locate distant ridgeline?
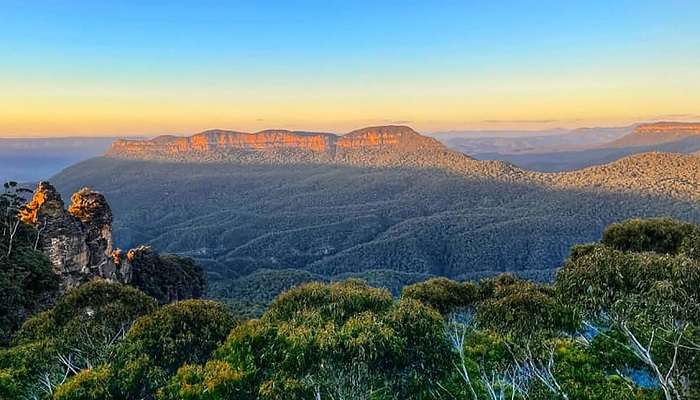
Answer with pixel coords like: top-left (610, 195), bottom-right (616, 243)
top-left (19, 182), bottom-right (206, 304)
top-left (106, 124), bottom-right (700, 200)
top-left (605, 121), bottom-right (700, 148)
top-left (107, 125), bottom-right (446, 163)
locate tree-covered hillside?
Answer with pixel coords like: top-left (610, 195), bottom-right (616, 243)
top-left (52, 157), bottom-right (700, 312)
top-left (2, 218), bottom-right (699, 399)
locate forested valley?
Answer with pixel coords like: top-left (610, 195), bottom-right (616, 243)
top-left (51, 157), bottom-right (700, 315)
top-left (2, 179), bottom-right (700, 399)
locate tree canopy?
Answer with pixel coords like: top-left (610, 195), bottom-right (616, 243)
top-left (2, 217), bottom-right (700, 399)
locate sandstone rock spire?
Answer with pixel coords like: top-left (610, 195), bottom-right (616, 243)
top-left (20, 182), bottom-right (119, 291)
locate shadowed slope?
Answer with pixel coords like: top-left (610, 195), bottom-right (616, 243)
top-left (52, 156), bottom-right (700, 312)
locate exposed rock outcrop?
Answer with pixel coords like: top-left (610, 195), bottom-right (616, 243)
top-left (68, 187), bottom-right (114, 275)
top-left (607, 121), bottom-right (700, 148)
top-left (20, 183), bottom-right (118, 291)
top-left (20, 183), bottom-right (208, 299)
top-left (634, 121), bottom-right (700, 135)
top-left (108, 129), bottom-right (338, 158)
top-left (336, 125), bottom-right (443, 150)
top-left (113, 245), bottom-right (207, 304)
top-left (106, 125), bottom-right (445, 164)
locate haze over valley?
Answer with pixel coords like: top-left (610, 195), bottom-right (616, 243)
top-left (0, 137), bottom-right (120, 183)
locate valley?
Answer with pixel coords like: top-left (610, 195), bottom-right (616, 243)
top-left (51, 125), bottom-right (700, 312)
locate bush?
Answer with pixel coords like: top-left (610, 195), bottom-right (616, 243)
top-left (53, 367), bottom-right (113, 400)
top-left (402, 277), bottom-right (478, 314)
top-left (114, 299), bottom-right (236, 398)
top-left (158, 360), bottom-right (245, 400)
top-left (601, 218), bottom-right (698, 255)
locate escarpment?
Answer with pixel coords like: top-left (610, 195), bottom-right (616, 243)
top-left (106, 125), bottom-right (447, 164)
top-left (634, 121), bottom-right (700, 135)
top-left (607, 121), bottom-right (700, 148)
top-left (21, 182), bottom-right (207, 299)
top-left (105, 125), bottom-right (525, 181)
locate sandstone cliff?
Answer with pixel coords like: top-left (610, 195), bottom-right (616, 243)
top-left (106, 125), bottom-right (445, 163)
top-left (634, 121), bottom-right (700, 135)
top-left (20, 183), bottom-right (119, 291)
top-left (20, 183), bottom-right (208, 298)
top-left (607, 121), bottom-right (700, 148)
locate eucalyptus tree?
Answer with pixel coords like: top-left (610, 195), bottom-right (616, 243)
top-left (556, 245), bottom-right (700, 400)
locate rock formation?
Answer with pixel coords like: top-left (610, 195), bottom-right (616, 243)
top-left (336, 125), bottom-right (442, 150)
top-left (634, 121), bottom-right (700, 135)
top-left (106, 125), bottom-right (445, 163)
top-left (20, 182), bottom-right (208, 299)
top-left (112, 245), bottom-right (207, 304)
top-left (20, 183), bottom-right (119, 291)
top-left (607, 121), bottom-right (700, 148)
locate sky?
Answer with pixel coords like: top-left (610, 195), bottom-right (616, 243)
top-left (1, 0), bottom-right (700, 137)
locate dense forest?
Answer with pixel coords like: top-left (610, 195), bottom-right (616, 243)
top-left (2, 179), bottom-right (700, 399)
top-left (52, 157), bottom-right (700, 313)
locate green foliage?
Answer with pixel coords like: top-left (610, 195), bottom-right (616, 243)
top-left (402, 277), bottom-right (479, 314)
top-left (476, 279), bottom-right (576, 340)
top-left (114, 299), bottom-right (236, 398)
top-left (22, 280), bottom-right (157, 336)
top-left (0, 339), bottom-right (61, 399)
top-left (53, 366), bottom-right (113, 400)
top-left (0, 181), bottom-right (59, 345)
top-left (681, 230), bottom-right (700, 260)
top-left (601, 218), bottom-right (699, 255)
top-left (0, 281), bottom-right (157, 399)
top-left (556, 245), bottom-right (700, 325)
top-left (6, 217), bottom-right (700, 399)
top-left (158, 360), bottom-right (245, 400)
top-left (263, 279), bottom-right (393, 324)
top-left (529, 340), bottom-right (655, 400)
top-left (557, 223), bottom-right (700, 400)
top-left (16, 280), bottom-right (158, 366)
top-left (216, 281), bottom-right (451, 399)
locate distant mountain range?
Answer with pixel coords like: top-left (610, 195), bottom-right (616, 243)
top-left (433, 125), bottom-right (635, 154)
top-left (604, 121), bottom-right (700, 147)
top-left (439, 122), bottom-right (700, 172)
top-left (104, 125), bottom-right (700, 201)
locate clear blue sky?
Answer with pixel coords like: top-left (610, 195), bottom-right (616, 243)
top-left (2, 0), bottom-right (699, 136)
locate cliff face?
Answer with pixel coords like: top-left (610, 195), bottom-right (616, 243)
top-left (106, 125), bottom-right (446, 163)
top-left (634, 122), bottom-right (700, 135)
top-left (336, 126), bottom-right (443, 150)
top-left (108, 129), bottom-right (338, 157)
top-left (20, 183), bottom-right (118, 291)
top-left (605, 122), bottom-right (700, 148)
top-left (21, 182), bottom-right (208, 299)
